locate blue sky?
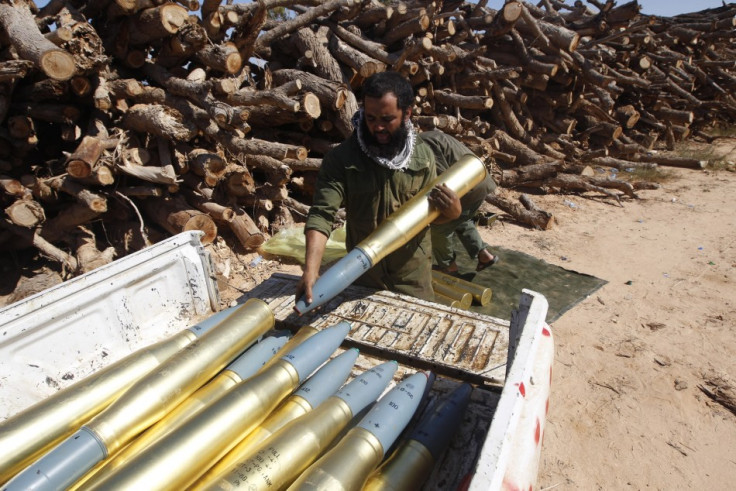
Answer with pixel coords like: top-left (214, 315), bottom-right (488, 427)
top-left (481, 1), bottom-right (728, 17)
top-left (625, 0), bottom-right (727, 16)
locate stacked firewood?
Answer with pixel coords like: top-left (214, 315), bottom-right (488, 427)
top-left (0, 0), bottom-right (734, 275)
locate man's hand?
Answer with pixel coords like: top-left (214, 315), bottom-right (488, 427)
top-left (295, 270), bottom-right (318, 308)
top-left (429, 183), bottom-right (461, 222)
top-left (295, 229), bottom-right (329, 313)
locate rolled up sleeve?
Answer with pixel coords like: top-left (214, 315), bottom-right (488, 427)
top-left (305, 153), bottom-right (345, 238)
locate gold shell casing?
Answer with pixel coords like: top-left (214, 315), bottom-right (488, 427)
top-left (358, 155), bottom-right (487, 265)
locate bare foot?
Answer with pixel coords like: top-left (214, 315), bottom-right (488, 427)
top-left (476, 249), bottom-right (499, 271)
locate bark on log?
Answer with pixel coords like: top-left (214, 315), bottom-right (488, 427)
top-left (0, 3), bottom-right (75, 81)
top-left (46, 176), bottom-right (107, 213)
top-left (329, 34), bottom-right (386, 78)
top-left (121, 103), bottom-right (197, 141)
top-left (245, 154), bottom-right (293, 186)
top-left (247, 92), bottom-right (321, 127)
top-left (194, 41), bottom-right (243, 74)
top-left (485, 193), bottom-right (555, 230)
top-left (181, 187), bottom-right (234, 222)
top-left (544, 174), bottom-right (624, 204)
top-left (228, 206), bottom-right (265, 250)
top-left (634, 154), bottom-right (707, 169)
top-left (227, 137), bottom-right (308, 161)
top-left (126, 4), bottom-right (190, 46)
top-left (40, 203), bottom-right (102, 244)
top-left (500, 160), bottom-right (564, 187)
top-left (75, 228), bottom-right (116, 274)
top-left (66, 136), bottom-right (104, 179)
top-left (254, 0), bottom-right (355, 55)
top-left (141, 194), bottom-right (217, 244)
top-left (271, 69), bottom-right (348, 111)
top-left (432, 88), bottom-right (494, 110)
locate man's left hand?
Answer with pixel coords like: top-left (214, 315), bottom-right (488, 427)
top-left (429, 183), bottom-right (461, 221)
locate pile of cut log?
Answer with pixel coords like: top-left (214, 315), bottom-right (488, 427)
top-left (0, 0), bottom-right (734, 274)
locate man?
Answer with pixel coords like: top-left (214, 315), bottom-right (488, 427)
top-left (296, 72), bottom-right (460, 307)
top-left (420, 130), bottom-right (499, 274)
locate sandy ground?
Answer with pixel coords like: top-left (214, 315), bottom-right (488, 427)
top-left (480, 143), bottom-right (736, 490)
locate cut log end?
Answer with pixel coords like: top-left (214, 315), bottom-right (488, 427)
top-left (40, 49), bottom-right (76, 81)
top-left (6, 200), bottom-right (46, 228)
top-left (184, 214), bottom-right (217, 244)
top-left (224, 53), bottom-right (243, 74)
top-left (302, 93), bottom-right (321, 119)
top-left (66, 160), bottom-right (92, 179)
top-left (114, 0), bottom-right (138, 13)
top-left (162, 5), bottom-right (190, 33)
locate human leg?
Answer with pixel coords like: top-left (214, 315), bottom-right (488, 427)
top-left (430, 220), bottom-right (460, 273)
top-left (453, 207), bottom-right (499, 271)
top-left (454, 218), bottom-right (487, 260)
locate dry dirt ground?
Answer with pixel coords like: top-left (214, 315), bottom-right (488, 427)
top-left (484, 140), bottom-right (736, 490)
top-left (2, 139), bottom-right (735, 490)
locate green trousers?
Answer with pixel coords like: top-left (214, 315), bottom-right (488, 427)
top-left (430, 196), bottom-right (488, 268)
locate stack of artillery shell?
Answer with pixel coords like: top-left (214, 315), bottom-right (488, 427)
top-left (432, 270), bottom-right (493, 306)
top-left (194, 347), bottom-right (361, 485)
top-left (432, 293), bottom-right (462, 309)
top-left (83, 322), bottom-right (351, 490)
top-left (73, 334), bottom-right (290, 488)
top-left (431, 279), bottom-right (473, 310)
top-left (0, 305), bottom-right (251, 482)
top-left (2, 299), bottom-right (276, 490)
top-left (1, 308), bottom-right (466, 491)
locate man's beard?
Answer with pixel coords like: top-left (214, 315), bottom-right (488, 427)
top-left (361, 118), bottom-right (410, 159)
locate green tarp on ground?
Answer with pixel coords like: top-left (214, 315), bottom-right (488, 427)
top-left (447, 244), bottom-right (607, 323)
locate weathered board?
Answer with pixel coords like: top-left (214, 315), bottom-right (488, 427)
top-left (240, 273), bottom-right (511, 387)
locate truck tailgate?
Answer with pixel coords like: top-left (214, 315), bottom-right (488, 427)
top-left (0, 231), bottom-right (219, 419)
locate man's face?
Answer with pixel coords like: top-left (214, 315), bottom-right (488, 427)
top-left (362, 93), bottom-right (411, 158)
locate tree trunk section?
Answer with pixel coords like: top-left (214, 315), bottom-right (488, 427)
top-left (0, 3), bottom-right (75, 81)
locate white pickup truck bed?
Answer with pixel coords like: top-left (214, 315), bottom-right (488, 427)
top-left (0, 231), bottom-right (553, 490)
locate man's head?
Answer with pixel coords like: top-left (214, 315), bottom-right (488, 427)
top-left (360, 72), bottom-right (414, 158)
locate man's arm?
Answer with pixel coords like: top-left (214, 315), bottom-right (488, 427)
top-left (296, 229), bottom-right (329, 306)
top-left (297, 145), bottom-right (346, 306)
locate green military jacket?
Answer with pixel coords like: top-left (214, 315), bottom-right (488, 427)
top-left (419, 130), bottom-right (496, 206)
top-left (305, 132), bottom-right (437, 301)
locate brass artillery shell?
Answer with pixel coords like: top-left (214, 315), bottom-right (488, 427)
top-left (431, 280), bottom-right (473, 309)
top-left (432, 270), bottom-right (493, 306)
